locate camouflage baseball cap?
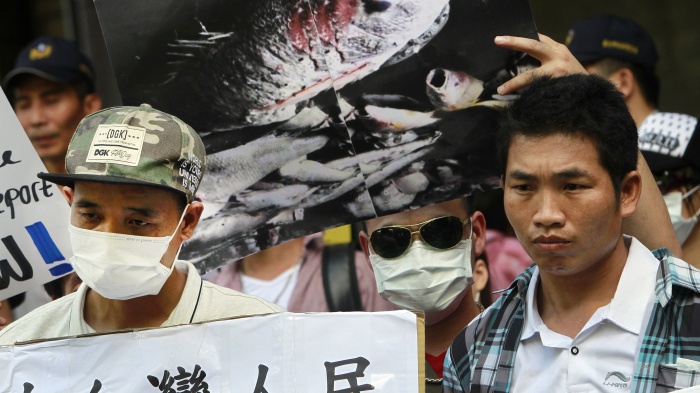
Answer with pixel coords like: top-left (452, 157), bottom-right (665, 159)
top-left (38, 104), bottom-right (206, 203)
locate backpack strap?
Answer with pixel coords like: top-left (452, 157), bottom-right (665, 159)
top-left (322, 242), bottom-right (363, 312)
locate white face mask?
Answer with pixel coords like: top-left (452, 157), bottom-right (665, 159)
top-left (663, 184), bottom-right (700, 245)
top-left (69, 207), bottom-right (188, 300)
top-left (369, 238), bottom-right (473, 321)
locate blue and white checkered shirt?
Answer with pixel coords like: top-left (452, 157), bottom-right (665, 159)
top-left (444, 243), bottom-right (700, 392)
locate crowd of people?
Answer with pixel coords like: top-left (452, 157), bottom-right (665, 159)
top-left (2, 12), bottom-right (700, 392)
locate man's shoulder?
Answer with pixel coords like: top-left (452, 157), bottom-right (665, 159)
top-left (198, 280), bottom-right (285, 318)
top-left (653, 248), bottom-right (700, 295)
top-left (0, 293), bottom-right (77, 346)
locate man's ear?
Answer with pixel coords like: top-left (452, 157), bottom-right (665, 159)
top-left (62, 186), bottom-right (75, 205)
top-left (81, 93), bottom-right (102, 115)
top-left (471, 258), bottom-right (489, 295)
top-left (180, 201), bottom-right (203, 240)
top-left (358, 230), bottom-right (373, 270)
top-left (470, 210), bottom-right (487, 257)
top-left (609, 68), bottom-right (635, 99)
top-left (620, 170), bottom-right (642, 219)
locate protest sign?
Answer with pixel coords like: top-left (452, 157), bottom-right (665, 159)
top-left (94, 0), bottom-right (538, 272)
top-left (0, 310), bottom-right (422, 392)
top-left (0, 92), bottom-right (73, 301)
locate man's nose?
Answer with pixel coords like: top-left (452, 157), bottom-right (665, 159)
top-left (532, 190), bottom-right (565, 228)
top-left (26, 105), bottom-right (48, 128)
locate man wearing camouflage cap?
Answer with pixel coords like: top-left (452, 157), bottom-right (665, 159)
top-left (0, 104), bottom-right (282, 345)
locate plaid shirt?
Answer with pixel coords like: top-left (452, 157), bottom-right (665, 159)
top-left (444, 247), bottom-right (700, 393)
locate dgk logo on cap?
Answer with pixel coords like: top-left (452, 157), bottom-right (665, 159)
top-left (86, 124), bottom-right (146, 166)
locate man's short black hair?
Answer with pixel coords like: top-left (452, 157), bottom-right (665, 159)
top-left (497, 74), bottom-right (639, 198)
top-left (461, 195), bottom-right (475, 216)
top-left (587, 58), bottom-right (660, 108)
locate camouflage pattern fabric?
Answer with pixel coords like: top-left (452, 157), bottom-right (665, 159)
top-left (64, 104), bottom-right (206, 203)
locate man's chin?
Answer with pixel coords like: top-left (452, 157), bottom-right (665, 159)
top-left (424, 290), bottom-right (469, 326)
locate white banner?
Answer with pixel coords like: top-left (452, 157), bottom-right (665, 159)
top-left (0, 92), bottom-right (73, 301)
top-left (0, 311), bottom-right (420, 392)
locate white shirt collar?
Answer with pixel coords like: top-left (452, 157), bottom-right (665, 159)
top-left (521, 236), bottom-right (659, 342)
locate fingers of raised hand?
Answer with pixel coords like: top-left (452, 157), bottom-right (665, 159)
top-left (497, 69), bottom-right (538, 95)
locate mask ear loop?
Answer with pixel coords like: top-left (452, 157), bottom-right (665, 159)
top-left (682, 184), bottom-right (700, 219)
top-left (168, 204), bottom-right (191, 269)
top-left (682, 184), bottom-right (700, 200)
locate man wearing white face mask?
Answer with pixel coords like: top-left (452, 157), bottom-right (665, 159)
top-left (563, 15), bottom-right (697, 264)
top-left (360, 197), bottom-right (490, 392)
top-left (0, 104), bottom-right (283, 345)
top-left (640, 125), bottom-right (700, 264)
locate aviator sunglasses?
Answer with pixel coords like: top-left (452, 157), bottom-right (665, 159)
top-left (369, 216), bottom-right (472, 259)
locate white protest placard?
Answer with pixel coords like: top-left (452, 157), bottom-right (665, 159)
top-left (1, 311), bottom-right (421, 392)
top-left (0, 92), bottom-right (73, 300)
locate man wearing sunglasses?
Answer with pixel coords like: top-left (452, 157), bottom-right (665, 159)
top-left (443, 75), bottom-right (700, 392)
top-left (360, 196), bottom-right (490, 392)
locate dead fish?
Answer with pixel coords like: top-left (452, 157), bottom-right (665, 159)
top-left (426, 68), bottom-right (484, 111)
top-left (279, 106), bottom-right (329, 131)
top-left (372, 182), bottom-right (417, 212)
top-left (327, 133), bottom-right (440, 170)
top-left (393, 172), bottom-right (429, 194)
top-left (373, 130), bottom-right (420, 147)
top-left (187, 211), bottom-right (271, 249)
top-left (142, 0), bottom-right (450, 132)
top-left (298, 174), bottom-right (366, 208)
top-left (365, 145), bottom-right (436, 188)
top-left (359, 161), bottom-right (384, 175)
top-left (199, 134), bottom-right (329, 211)
top-left (319, 0), bottom-right (451, 89)
top-left (235, 184), bottom-right (317, 212)
top-left (343, 189), bottom-right (377, 218)
top-left (381, 4), bottom-right (450, 67)
top-left (361, 106), bottom-right (438, 132)
top-left (268, 208), bottom-right (305, 225)
top-left (436, 165), bottom-right (460, 184)
top-left (279, 157), bottom-right (356, 182)
top-left (356, 94), bottom-right (437, 132)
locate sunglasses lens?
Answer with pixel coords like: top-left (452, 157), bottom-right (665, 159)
top-left (420, 216), bottom-right (464, 249)
top-left (371, 227), bottom-right (412, 259)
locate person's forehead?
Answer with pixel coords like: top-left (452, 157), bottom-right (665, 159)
top-left (365, 198), bottom-right (466, 232)
top-left (73, 181), bottom-right (178, 209)
top-left (13, 75), bottom-right (73, 97)
top-left (506, 133), bottom-right (600, 171)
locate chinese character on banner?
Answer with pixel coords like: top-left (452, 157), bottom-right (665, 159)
top-left (147, 364), bottom-right (209, 393)
top-left (23, 379), bottom-right (102, 392)
top-left (325, 357), bottom-right (375, 393)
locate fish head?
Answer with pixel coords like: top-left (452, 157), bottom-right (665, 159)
top-left (426, 69), bottom-right (484, 111)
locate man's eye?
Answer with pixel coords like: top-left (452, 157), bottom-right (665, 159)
top-left (131, 219), bottom-right (150, 227)
top-left (80, 213), bottom-right (97, 220)
top-left (513, 184), bottom-right (531, 192)
top-left (44, 95), bottom-right (61, 105)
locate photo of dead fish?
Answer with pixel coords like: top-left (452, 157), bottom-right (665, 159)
top-left (95, 0), bottom-right (538, 273)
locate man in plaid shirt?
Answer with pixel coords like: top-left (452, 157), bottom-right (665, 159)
top-left (444, 74), bottom-right (700, 392)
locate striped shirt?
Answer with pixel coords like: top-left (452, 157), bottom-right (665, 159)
top-left (444, 243), bottom-right (700, 392)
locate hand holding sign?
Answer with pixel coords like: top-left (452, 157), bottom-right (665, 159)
top-left (494, 33), bottom-right (587, 95)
